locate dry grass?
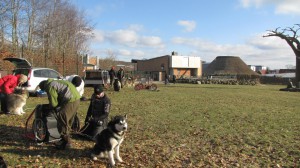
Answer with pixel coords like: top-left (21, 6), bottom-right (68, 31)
top-left (0, 84), bottom-right (299, 167)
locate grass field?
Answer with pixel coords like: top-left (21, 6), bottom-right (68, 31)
top-left (0, 84), bottom-right (299, 167)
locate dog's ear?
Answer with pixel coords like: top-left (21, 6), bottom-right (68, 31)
top-left (124, 114), bottom-right (127, 119)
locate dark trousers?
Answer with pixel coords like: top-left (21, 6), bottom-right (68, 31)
top-left (0, 93), bottom-right (8, 112)
top-left (110, 77), bottom-right (114, 86)
top-left (56, 100), bottom-right (80, 137)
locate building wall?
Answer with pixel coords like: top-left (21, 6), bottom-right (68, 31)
top-left (170, 55), bottom-right (202, 78)
top-left (137, 56), bottom-right (170, 73)
top-left (173, 68), bottom-right (191, 77)
top-left (136, 55), bottom-right (202, 81)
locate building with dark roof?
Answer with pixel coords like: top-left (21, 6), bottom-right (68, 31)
top-left (203, 56), bottom-right (259, 78)
top-left (132, 52), bottom-right (202, 81)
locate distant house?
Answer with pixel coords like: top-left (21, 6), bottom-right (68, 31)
top-left (132, 52), bottom-right (202, 81)
top-left (83, 55), bottom-right (135, 72)
top-left (83, 55), bottom-right (98, 70)
top-left (248, 65), bottom-right (267, 74)
top-left (278, 69), bottom-right (296, 73)
top-left (263, 68), bottom-right (295, 78)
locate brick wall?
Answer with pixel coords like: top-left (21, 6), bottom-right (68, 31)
top-left (136, 56), bottom-right (170, 73)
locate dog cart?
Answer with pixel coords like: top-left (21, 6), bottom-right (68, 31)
top-left (25, 104), bottom-right (80, 143)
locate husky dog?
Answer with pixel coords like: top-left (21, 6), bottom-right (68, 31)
top-left (113, 78), bottom-right (121, 91)
top-left (91, 115), bottom-right (128, 166)
top-left (6, 88), bottom-right (28, 115)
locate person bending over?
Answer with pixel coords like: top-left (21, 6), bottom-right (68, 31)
top-left (38, 79), bottom-right (80, 149)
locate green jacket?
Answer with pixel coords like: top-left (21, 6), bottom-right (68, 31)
top-left (44, 79), bottom-right (80, 108)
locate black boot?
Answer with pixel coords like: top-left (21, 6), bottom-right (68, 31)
top-left (55, 135), bottom-right (71, 150)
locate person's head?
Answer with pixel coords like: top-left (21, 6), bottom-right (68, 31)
top-left (94, 84), bottom-right (103, 94)
top-left (120, 67), bottom-right (123, 70)
top-left (94, 84), bottom-right (104, 97)
top-left (18, 74), bottom-right (28, 85)
top-left (38, 80), bottom-right (48, 91)
top-left (71, 76), bottom-right (82, 87)
top-left (111, 66), bottom-right (115, 70)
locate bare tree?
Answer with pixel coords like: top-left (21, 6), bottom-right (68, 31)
top-left (98, 49), bottom-right (117, 70)
top-left (1, 0), bottom-right (93, 76)
top-left (263, 24), bottom-right (300, 87)
top-left (0, 0), bottom-right (10, 49)
top-left (23, 0), bottom-right (48, 51)
top-left (10, 0), bottom-right (22, 52)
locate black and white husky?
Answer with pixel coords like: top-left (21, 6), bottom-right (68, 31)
top-left (91, 114), bottom-right (128, 166)
top-left (113, 78), bottom-right (121, 91)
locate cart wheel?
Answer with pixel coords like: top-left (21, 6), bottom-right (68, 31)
top-left (32, 119), bottom-right (47, 142)
top-left (134, 83), bottom-right (142, 91)
top-left (71, 115), bottom-right (80, 133)
top-left (149, 84), bottom-right (158, 91)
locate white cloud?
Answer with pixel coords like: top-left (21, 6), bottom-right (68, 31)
top-left (275, 1), bottom-right (300, 15)
top-left (116, 49), bottom-right (145, 60)
top-left (106, 29), bottom-right (139, 47)
top-left (177, 20), bottom-right (196, 32)
top-left (118, 49), bottom-right (131, 56)
top-left (117, 49), bottom-right (143, 56)
top-left (132, 50), bottom-right (145, 57)
top-left (92, 27), bottom-right (165, 49)
top-left (171, 34), bottom-right (295, 69)
top-left (92, 30), bottom-right (105, 42)
top-left (246, 34), bottom-right (289, 50)
top-left (139, 36), bottom-right (164, 48)
top-left (239, 0), bottom-right (300, 15)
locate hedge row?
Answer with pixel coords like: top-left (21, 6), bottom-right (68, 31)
top-left (176, 78), bottom-right (259, 85)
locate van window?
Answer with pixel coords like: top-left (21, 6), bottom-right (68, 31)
top-left (34, 70), bottom-right (43, 77)
top-left (49, 70), bottom-right (60, 78)
top-left (13, 69), bottom-right (29, 76)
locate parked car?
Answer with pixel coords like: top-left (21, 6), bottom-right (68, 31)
top-left (3, 58), bottom-right (63, 96)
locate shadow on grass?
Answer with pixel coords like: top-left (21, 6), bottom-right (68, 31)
top-left (0, 124), bottom-right (91, 160)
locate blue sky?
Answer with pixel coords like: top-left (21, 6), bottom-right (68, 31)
top-left (71, 0), bottom-right (300, 69)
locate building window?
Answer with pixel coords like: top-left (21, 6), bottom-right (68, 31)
top-left (161, 63), bottom-right (164, 70)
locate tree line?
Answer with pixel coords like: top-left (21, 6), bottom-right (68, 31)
top-left (0, 0), bottom-right (93, 76)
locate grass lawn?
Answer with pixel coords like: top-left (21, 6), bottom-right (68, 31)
top-left (0, 84), bottom-right (299, 167)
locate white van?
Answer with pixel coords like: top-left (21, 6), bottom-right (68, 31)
top-left (3, 58), bottom-right (63, 95)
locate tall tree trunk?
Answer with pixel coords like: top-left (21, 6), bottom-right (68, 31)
top-left (296, 56), bottom-right (300, 87)
top-left (11, 0), bottom-right (19, 53)
top-left (0, 28), bottom-right (3, 50)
